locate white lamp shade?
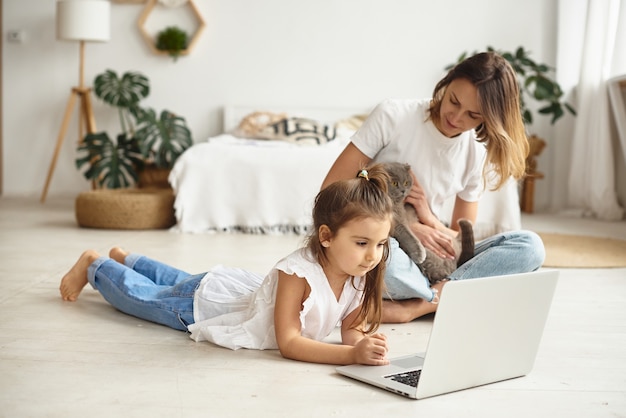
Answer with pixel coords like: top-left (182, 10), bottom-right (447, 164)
top-left (56, 0), bottom-right (111, 42)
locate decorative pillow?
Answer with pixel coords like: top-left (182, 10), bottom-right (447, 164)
top-left (335, 114), bottom-right (369, 131)
top-left (233, 111), bottom-right (288, 139)
top-left (259, 117), bottom-right (337, 145)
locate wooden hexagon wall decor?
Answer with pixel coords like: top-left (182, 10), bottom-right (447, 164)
top-left (137, 0), bottom-right (206, 56)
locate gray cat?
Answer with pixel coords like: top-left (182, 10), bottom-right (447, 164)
top-left (381, 162), bottom-right (475, 284)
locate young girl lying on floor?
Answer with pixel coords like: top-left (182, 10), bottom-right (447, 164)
top-left (60, 165), bottom-right (394, 366)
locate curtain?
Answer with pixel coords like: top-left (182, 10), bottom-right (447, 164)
top-left (559, 0), bottom-right (625, 220)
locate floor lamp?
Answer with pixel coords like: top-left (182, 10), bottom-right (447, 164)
top-left (40, 0), bottom-right (110, 203)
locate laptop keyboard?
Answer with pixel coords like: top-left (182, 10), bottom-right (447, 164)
top-left (385, 369), bottom-right (422, 387)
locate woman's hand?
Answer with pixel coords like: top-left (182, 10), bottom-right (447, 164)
top-left (411, 222), bottom-right (456, 260)
top-left (352, 333), bottom-right (389, 365)
top-left (405, 171), bottom-right (438, 227)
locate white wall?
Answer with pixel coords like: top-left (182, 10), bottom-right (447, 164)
top-left (3, 0), bottom-right (560, 207)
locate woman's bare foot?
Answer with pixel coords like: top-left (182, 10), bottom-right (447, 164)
top-left (109, 247), bottom-right (129, 264)
top-left (381, 280), bottom-right (448, 323)
top-left (59, 250), bottom-right (99, 302)
top-left (382, 299), bottom-right (433, 323)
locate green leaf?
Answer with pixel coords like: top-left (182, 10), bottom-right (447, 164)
top-left (534, 75), bottom-right (556, 90)
top-left (551, 106), bottom-right (564, 124)
top-left (524, 75), bottom-right (538, 89)
top-left (133, 109), bottom-right (192, 168)
top-left (565, 103), bottom-right (577, 116)
top-left (533, 101), bottom-right (569, 125)
top-left (520, 57), bottom-right (537, 68)
top-left (523, 109), bottom-right (533, 125)
top-left (538, 103), bottom-right (558, 115)
top-left (501, 52), bottom-right (515, 63)
top-left (76, 132), bottom-right (143, 188)
top-left (94, 70), bottom-right (150, 109)
top-left (533, 76), bottom-right (561, 100)
top-left (533, 84), bottom-right (552, 101)
top-left (538, 103), bottom-right (564, 124)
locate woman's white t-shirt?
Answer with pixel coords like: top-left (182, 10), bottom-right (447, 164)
top-left (352, 98), bottom-right (486, 219)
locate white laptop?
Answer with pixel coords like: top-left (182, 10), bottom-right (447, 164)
top-left (336, 270), bottom-right (559, 399)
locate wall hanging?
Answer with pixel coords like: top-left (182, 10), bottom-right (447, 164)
top-left (137, 0), bottom-right (205, 59)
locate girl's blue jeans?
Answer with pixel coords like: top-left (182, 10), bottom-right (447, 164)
top-left (87, 254), bottom-right (204, 331)
top-left (384, 230), bottom-right (546, 302)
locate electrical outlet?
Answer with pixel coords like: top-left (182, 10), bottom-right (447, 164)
top-left (7, 30), bottom-right (25, 43)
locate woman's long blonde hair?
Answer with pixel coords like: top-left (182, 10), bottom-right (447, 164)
top-left (306, 164), bottom-right (394, 334)
top-left (429, 51), bottom-right (529, 190)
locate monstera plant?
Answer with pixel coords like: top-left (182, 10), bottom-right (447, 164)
top-left (76, 69), bottom-right (192, 189)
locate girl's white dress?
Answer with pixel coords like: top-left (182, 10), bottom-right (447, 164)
top-left (188, 248), bottom-right (365, 350)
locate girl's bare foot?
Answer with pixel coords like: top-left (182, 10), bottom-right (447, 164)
top-left (109, 247), bottom-right (129, 264)
top-left (59, 250), bottom-right (99, 301)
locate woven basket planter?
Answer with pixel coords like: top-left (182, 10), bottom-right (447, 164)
top-left (138, 167), bottom-right (171, 188)
top-left (75, 188), bottom-right (176, 230)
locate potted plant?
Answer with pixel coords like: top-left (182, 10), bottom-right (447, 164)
top-left (76, 69), bottom-right (192, 189)
top-left (156, 26), bottom-right (188, 61)
top-left (447, 47), bottom-right (576, 212)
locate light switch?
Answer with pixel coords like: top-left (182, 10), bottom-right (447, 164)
top-left (7, 30), bottom-right (26, 43)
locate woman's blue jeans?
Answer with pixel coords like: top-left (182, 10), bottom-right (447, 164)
top-left (384, 230), bottom-right (546, 302)
top-left (87, 254), bottom-right (204, 331)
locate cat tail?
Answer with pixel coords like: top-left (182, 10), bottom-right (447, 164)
top-left (456, 219), bottom-right (475, 267)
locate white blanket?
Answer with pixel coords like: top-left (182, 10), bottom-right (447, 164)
top-left (169, 134), bottom-right (522, 239)
top-left (169, 134), bottom-right (350, 234)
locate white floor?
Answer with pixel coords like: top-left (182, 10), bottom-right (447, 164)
top-left (1, 197), bottom-right (625, 418)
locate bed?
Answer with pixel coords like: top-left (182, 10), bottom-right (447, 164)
top-left (169, 105), bottom-right (522, 239)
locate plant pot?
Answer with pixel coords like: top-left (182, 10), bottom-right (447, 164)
top-left (75, 188), bottom-right (176, 230)
top-left (520, 135), bottom-right (546, 213)
top-left (138, 166), bottom-right (171, 189)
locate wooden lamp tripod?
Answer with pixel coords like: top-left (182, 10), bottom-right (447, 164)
top-left (41, 0), bottom-right (110, 203)
top-left (41, 41), bottom-right (98, 203)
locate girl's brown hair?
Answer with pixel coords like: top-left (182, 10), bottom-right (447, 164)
top-left (429, 51), bottom-right (529, 190)
top-left (306, 163), bottom-right (394, 334)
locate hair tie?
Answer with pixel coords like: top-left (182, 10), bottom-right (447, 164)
top-left (357, 169), bottom-right (369, 181)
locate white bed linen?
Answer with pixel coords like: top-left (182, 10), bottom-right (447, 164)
top-left (169, 134), bottom-right (350, 234)
top-left (169, 132), bottom-right (521, 239)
